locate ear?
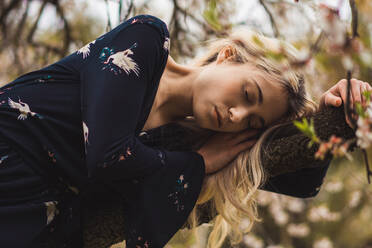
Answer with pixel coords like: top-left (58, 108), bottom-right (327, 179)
top-left (216, 45), bottom-right (235, 64)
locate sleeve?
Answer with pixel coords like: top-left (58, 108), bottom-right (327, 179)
top-left (79, 22), bottom-right (206, 183)
top-left (79, 18), bottom-right (206, 247)
top-left (260, 159), bottom-right (331, 198)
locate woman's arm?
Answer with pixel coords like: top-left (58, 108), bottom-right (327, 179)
top-left (79, 21), bottom-right (205, 183)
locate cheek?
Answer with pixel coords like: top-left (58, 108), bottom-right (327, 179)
top-left (192, 95), bottom-right (208, 126)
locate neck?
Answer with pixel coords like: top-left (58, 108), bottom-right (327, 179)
top-left (153, 56), bottom-right (201, 122)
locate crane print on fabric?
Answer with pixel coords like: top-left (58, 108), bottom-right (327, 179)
top-left (77, 40), bottom-right (96, 59)
top-left (168, 174), bottom-right (189, 212)
top-left (0, 155), bottom-right (9, 165)
top-left (44, 201), bottom-right (59, 226)
top-left (82, 121), bottom-right (89, 155)
top-left (163, 37), bottom-right (170, 52)
top-left (99, 42), bottom-right (140, 76)
top-left (8, 97), bottom-right (43, 120)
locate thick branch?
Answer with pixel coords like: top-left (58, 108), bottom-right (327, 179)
top-left (261, 105), bottom-right (356, 177)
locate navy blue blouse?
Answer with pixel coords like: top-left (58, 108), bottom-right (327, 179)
top-left (0, 14), bottom-right (205, 248)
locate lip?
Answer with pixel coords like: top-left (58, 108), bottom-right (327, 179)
top-left (215, 106), bottom-right (221, 128)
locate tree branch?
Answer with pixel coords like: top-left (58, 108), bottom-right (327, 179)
top-left (258, 0), bottom-right (279, 38)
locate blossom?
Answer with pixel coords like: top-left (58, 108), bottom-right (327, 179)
top-left (317, 4), bottom-right (347, 53)
top-left (239, 218), bottom-right (251, 231)
top-left (243, 234), bottom-right (264, 248)
top-left (325, 181), bottom-right (343, 193)
top-left (285, 198), bottom-right (305, 213)
top-left (269, 204), bottom-right (289, 226)
top-left (257, 190), bottom-right (273, 206)
top-left (308, 205), bottom-right (341, 222)
top-left (313, 237), bottom-right (333, 248)
top-left (348, 191), bottom-right (362, 208)
top-left (287, 223), bottom-right (310, 238)
top-left (356, 116), bottom-right (372, 149)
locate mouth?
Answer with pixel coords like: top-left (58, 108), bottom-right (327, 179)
top-left (215, 106), bottom-right (221, 128)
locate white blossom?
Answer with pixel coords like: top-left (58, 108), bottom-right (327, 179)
top-left (239, 217), bottom-right (251, 231)
top-left (257, 190), bottom-right (273, 206)
top-left (317, 5), bottom-right (347, 48)
top-left (308, 205), bottom-right (341, 222)
top-left (287, 223), bottom-right (310, 237)
top-left (286, 198), bottom-right (305, 213)
top-left (243, 234), bottom-right (264, 248)
top-left (342, 56), bottom-right (354, 71)
top-left (269, 204), bottom-right (289, 226)
top-left (313, 237), bottom-right (333, 248)
top-left (356, 117), bottom-right (372, 149)
top-left (325, 181), bottom-right (343, 193)
top-left (348, 191), bottom-right (362, 208)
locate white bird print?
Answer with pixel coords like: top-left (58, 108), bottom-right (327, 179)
top-left (44, 201), bottom-right (58, 225)
top-left (8, 97), bottom-right (37, 120)
top-left (103, 46), bottom-right (140, 76)
top-left (77, 39), bottom-right (96, 59)
top-left (163, 37), bottom-right (170, 52)
top-left (82, 121), bottom-right (89, 154)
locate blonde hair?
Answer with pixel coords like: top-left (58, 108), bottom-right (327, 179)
top-left (176, 28), bottom-right (318, 248)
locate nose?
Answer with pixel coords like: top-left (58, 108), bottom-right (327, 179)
top-left (228, 106), bottom-right (250, 124)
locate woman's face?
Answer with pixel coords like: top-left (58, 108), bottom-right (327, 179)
top-left (192, 61), bottom-right (289, 132)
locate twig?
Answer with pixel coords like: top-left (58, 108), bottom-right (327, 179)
top-left (54, 0), bottom-right (72, 56)
top-left (345, 0), bottom-right (372, 183)
top-left (363, 149), bottom-right (372, 184)
top-left (124, 0), bottom-right (134, 22)
top-left (104, 0), bottom-right (112, 32)
top-left (349, 0), bottom-right (359, 37)
top-left (258, 0), bottom-right (279, 38)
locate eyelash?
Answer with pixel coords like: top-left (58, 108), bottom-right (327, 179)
top-left (245, 90), bottom-right (250, 103)
top-left (244, 90), bottom-right (255, 128)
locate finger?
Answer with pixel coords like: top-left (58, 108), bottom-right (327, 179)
top-left (325, 93), bottom-right (342, 107)
top-left (345, 114), bottom-right (355, 129)
top-left (232, 129), bottom-right (259, 144)
top-left (329, 79), bottom-right (345, 96)
top-left (351, 78), bottom-right (362, 105)
top-left (235, 139), bottom-right (257, 153)
top-left (340, 81), bottom-right (355, 109)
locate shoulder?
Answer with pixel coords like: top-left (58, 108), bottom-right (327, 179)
top-left (105, 14), bottom-right (170, 54)
top-left (113, 14), bottom-right (169, 43)
top-left (127, 14), bottom-right (169, 38)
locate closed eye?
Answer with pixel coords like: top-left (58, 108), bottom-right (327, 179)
top-left (245, 90), bottom-right (252, 104)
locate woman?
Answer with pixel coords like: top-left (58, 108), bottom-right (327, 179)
top-left (0, 14), bottom-right (368, 248)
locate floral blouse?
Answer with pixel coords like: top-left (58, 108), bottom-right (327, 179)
top-left (0, 14), bottom-right (205, 248)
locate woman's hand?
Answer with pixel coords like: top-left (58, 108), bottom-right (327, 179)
top-left (319, 78), bottom-right (372, 128)
top-left (196, 129), bottom-right (259, 175)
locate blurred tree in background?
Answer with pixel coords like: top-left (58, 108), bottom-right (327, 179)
top-left (1, 1), bottom-right (372, 247)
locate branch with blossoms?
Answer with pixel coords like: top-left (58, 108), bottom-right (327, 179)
top-left (288, 0), bottom-right (372, 183)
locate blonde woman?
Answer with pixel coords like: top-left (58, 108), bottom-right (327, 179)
top-left (0, 14), bottom-right (369, 248)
